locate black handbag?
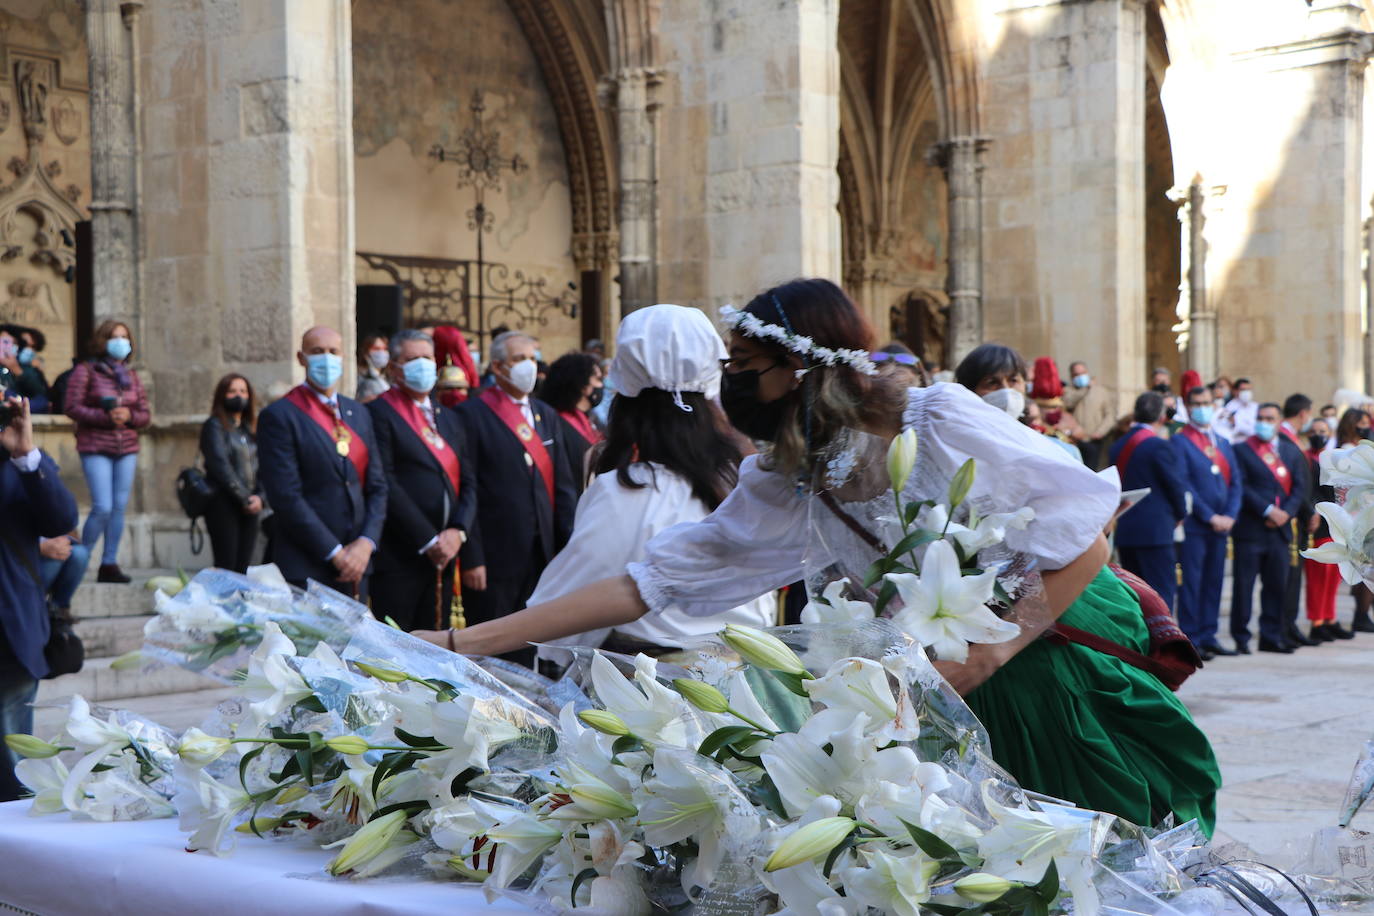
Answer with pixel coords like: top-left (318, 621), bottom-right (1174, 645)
top-left (176, 465), bottom-right (215, 555)
top-left (0, 526), bottom-right (84, 679)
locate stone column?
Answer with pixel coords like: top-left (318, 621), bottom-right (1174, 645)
top-left (608, 66), bottom-right (659, 315)
top-left (86, 0), bottom-right (141, 326)
top-left (931, 137), bottom-right (989, 364)
top-left (1181, 181), bottom-right (1217, 381)
top-left (1365, 213), bottom-right (1374, 391)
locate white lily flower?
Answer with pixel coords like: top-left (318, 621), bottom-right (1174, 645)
top-left (324, 809), bottom-right (412, 876)
top-left (584, 872), bottom-right (652, 916)
top-left (589, 653), bottom-right (703, 748)
top-left (15, 756), bottom-right (69, 815)
top-left (886, 540), bottom-right (1020, 663)
top-left (176, 728), bottom-right (232, 768)
top-left (173, 764), bottom-right (253, 855)
top-left (482, 807), bottom-right (565, 888)
top-left (1320, 441), bottom-right (1374, 489)
top-left (976, 782), bottom-right (1099, 916)
top-left (800, 581), bottom-right (875, 626)
top-left (840, 846), bottom-right (938, 916)
top-left (239, 621), bottom-right (312, 725)
top-left (759, 796), bottom-right (856, 916)
top-left (725, 670), bottom-right (779, 734)
top-left (915, 504), bottom-right (1035, 558)
top-left (154, 587), bottom-right (237, 634)
top-left (804, 657), bottom-right (919, 744)
top-left (1303, 501), bottom-right (1374, 586)
top-left (79, 765), bottom-right (177, 821)
top-left (761, 731), bottom-right (847, 818)
top-left (61, 696), bottom-right (131, 751)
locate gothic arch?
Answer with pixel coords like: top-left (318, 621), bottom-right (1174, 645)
top-left (505, 0), bottom-right (618, 269)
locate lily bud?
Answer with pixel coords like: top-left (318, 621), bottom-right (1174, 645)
top-left (672, 679), bottom-right (729, 714)
top-left (325, 735), bottom-right (371, 756)
top-left (887, 428), bottom-right (918, 494)
top-left (236, 815), bottom-right (293, 834)
top-left (176, 728), bottom-right (232, 767)
top-left (325, 809), bottom-right (408, 876)
top-left (275, 783), bottom-right (310, 805)
top-left (721, 624), bottom-right (807, 676)
top-left (954, 873), bottom-right (1014, 903)
top-left (577, 709), bottom-right (631, 737)
top-left (353, 661), bottom-right (409, 683)
top-left (109, 650), bottom-right (144, 671)
top-left (947, 457), bottom-right (976, 509)
top-left (764, 817), bottom-right (857, 872)
top-left (569, 781), bottom-right (639, 819)
top-left (4, 734), bottom-right (63, 759)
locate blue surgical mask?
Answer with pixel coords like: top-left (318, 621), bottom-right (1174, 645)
top-left (1072, 374), bottom-right (1090, 389)
top-left (1190, 406), bottom-right (1214, 428)
top-left (306, 353), bottom-right (343, 390)
top-left (534, 349), bottom-right (544, 362)
top-left (1301, 417), bottom-right (1313, 433)
top-left (106, 337), bottom-right (132, 361)
top-left (1255, 421), bottom-right (1277, 442)
top-left (17, 347), bottom-right (33, 366)
top-left (402, 357), bottom-right (437, 394)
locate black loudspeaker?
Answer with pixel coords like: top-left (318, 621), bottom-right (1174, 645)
top-left (356, 285), bottom-right (405, 338)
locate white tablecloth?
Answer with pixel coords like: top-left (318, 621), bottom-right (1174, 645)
top-left (0, 800), bottom-right (533, 915)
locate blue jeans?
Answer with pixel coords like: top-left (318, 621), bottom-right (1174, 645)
top-left (0, 674), bottom-right (37, 802)
top-left (40, 541), bottom-right (91, 609)
top-left (81, 453), bottom-right (137, 565)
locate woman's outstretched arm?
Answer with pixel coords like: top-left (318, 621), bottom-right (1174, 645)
top-left (416, 575), bottom-right (649, 657)
top-left (933, 532), bottom-right (1110, 695)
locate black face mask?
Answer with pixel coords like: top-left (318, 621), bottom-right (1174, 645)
top-left (720, 367), bottom-right (791, 442)
top-left (224, 396), bottom-right (248, 414)
top-left (1309, 435), bottom-right (1328, 451)
top-left (587, 386), bottom-right (604, 409)
top-left (1363, 429), bottom-right (1374, 441)
top-left (1152, 383), bottom-right (1171, 394)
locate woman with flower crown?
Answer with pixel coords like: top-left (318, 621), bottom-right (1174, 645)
top-left (426, 278), bottom-right (1220, 834)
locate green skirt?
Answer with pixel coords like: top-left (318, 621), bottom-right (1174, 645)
top-left (967, 567), bottom-right (1220, 835)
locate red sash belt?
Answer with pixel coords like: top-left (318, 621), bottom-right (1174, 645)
top-left (1181, 425), bottom-right (1231, 485)
top-left (285, 385), bottom-right (369, 483)
top-left (380, 388), bottom-right (461, 494)
top-left (1114, 426), bottom-right (1155, 477)
top-left (479, 387), bottom-right (555, 505)
top-left (559, 408), bottom-right (601, 446)
top-left (1246, 436), bottom-right (1292, 496)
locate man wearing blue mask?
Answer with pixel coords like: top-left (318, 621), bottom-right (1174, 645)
top-left (366, 329), bottom-right (475, 631)
top-left (1062, 360), bottom-right (1115, 469)
top-left (1174, 385), bottom-right (1244, 659)
top-left (1231, 401), bottom-right (1308, 654)
top-left (257, 326), bottom-right (388, 598)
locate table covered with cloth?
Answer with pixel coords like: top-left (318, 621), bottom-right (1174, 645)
top-left (0, 800), bottom-right (531, 916)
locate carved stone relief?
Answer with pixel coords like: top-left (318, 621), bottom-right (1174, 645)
top-left (16, 58), bottom-right (50, 145)
top-left (0, 277), bottom-right (63, 325)
top-left (0, 98), bottom-right (12, 135)
top-left (52, 97), bottom-right (79, 145)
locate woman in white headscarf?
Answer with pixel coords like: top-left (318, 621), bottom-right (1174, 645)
top-left (471, 304), bottom-right (774, 665)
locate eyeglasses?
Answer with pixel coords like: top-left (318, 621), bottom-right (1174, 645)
top-left (870, 352), bottom-right (920, 367)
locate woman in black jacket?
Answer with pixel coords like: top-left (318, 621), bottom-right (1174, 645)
top-left (199, 373), bottom-right (264, 572)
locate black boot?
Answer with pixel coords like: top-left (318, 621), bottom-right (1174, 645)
top-left (1353, 612), bottom-right (1374, 634)
top-left (97, 563), bottom-right (132, 584)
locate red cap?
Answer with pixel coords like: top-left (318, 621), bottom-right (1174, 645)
top-left (1032, 357), bottom-right (1063, 399)
top-left (1180, 370), bottom-right (1203, 394)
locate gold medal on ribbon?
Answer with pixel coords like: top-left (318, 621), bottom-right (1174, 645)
top-left (516, 423), bottom-right (534, 442)
top-left (424, 427), bottom-right (444, 450)
top-left (336, 427), bottom-right (352, 457)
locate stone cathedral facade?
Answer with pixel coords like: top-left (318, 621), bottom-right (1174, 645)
top-left (10, 0), bottom-right (1374, 567)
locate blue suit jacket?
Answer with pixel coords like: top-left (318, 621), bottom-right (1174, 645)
top-left (0, 449), bottom-right (78, 679)
top-left (1233, 437), bottom-right (1308, 543)
top-left (1109, 425), bottom-right (1187, 547)
top-left (257, 388), bottom-right (388, 584)
top-left (1173, 428), bottom-right (1243, 529)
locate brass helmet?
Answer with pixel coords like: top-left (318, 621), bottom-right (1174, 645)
top-left (438, 364), bottom-right (469, 390)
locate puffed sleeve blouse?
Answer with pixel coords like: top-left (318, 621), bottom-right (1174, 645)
top-left (627, 382), bottom-right (1120, 620)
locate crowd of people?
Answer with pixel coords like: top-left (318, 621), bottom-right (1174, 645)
top-left (0, 281), bottom-right (1367, 830)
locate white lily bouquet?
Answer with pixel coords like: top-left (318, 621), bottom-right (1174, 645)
top-left (9, 433), bottom-right (1328, 914)
top-left (1302, 440), bottom-right (1374, 588)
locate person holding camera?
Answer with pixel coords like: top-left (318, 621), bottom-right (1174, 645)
top-left (63, 320), bottom-right (150, 584)
top-left (199, 373), bottom-right (265, 573)
top-left (0, 394), bottom-right (80, 801)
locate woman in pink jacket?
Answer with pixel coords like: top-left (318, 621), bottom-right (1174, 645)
top-left (63, 320), bottom-right (150, 583)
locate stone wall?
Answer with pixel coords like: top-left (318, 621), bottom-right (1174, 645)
top-left (0, 0), bottom-right (89, 382)
top-left (351, 0), bottom-right (580, 362)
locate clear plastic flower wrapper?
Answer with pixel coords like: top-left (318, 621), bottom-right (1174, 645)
top-left (3, 432), bottom-right (1356, 914)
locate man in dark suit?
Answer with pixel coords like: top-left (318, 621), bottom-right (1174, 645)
top-left (1174, 385), bottom-right (1245, 659)
top-left (1231, 401), bottom-right (1308, 654)
top-left (257, 326), bottom-right (387, 598)
top-left (0, 394), bottom-right (78, 800)
top-left (457, 331), bottom-right (577, 656)
top-left (1109, 391), bottom-right (1188, 612)
top-left (1278, 393), bottom-right (1322, 647)
top-left (367, 330), bottom-right (475, 632)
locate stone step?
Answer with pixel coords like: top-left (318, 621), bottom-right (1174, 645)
top-left (69, 582), bottom-right (155, 620)
top-left (71, 614), bottom-right (152, 658)
top-left (37, 656), bottom-right (223, 703)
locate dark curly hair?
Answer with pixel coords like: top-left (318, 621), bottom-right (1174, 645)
top-left (541, 352), bottom-right (601, 413)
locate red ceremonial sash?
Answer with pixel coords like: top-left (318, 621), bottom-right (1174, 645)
top-left (559, 408), bottom-right (601, 446)
top-left (1246, 436), bottom-right (1293, 496)
top-left (1181, 425), bottom-right (1231, 485)
top-left (1113, 426), bottom-right (1155, 477)
top-left (479, 387), bottom-right (555, 505)
top-left (285, 385), bottom-right (369, 483)
top-left (380, 388), bottom-right (461, 495)
top-left (1279, 424), bottom-right (1302, 448)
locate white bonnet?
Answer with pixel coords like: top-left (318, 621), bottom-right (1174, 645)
top-left (606, 304), bottom-right (726, 410)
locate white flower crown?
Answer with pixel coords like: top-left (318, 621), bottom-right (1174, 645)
top-left (719, 305), bottom-right (878, 376)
